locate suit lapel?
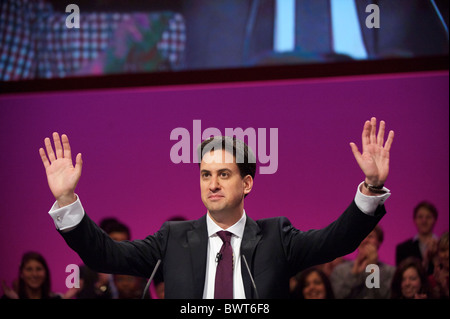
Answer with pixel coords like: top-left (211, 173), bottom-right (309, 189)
top-left (187, 215), bottom-right (208, 298)
top-left (240, 216), bottom-right (262, 298)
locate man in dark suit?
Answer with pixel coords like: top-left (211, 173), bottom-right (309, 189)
top-left (395, 201), bottom-right (439, 275)
top-left (39, 117), bottom-right (394, 299)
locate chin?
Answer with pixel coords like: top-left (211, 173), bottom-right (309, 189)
top-left (27, 282), bottom-right (44, 290)
top-left (207, 205), bottom-right (227, 214)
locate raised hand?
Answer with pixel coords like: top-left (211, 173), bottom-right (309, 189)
top-left (1, 280), bottom-right (18, 299)
top-left (39, 133), bottom-right (82, 207)
top-left (350, 117), bottom-right (394, 193)
top-left (352, 243), bottom-right (378, 274)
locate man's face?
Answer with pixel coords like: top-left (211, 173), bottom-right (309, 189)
top-left (359, 230), bottom-right (380, 250)
top-left (200, 149), bottom-right (251, 215)
top-left (414, 208), bottom-right (436, 235)
top-left (109, 231), bottom-right (128, 242)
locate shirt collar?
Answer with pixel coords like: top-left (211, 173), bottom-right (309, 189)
top-left (413, 233), bottom-right (438, 241)
top-left (206, 210), bottom-right (247, 239)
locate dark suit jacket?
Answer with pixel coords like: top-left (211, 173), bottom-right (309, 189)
top-left (395, 238), bottom-right (434, 275)
top-left (395, 239), bottom-right (422, 266)
top-left (60, 200), bottom-right (385, 299)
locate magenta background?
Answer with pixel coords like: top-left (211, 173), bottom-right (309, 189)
top-left (0, 71), bottom-right (448, 296)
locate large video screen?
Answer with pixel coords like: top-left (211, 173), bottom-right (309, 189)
top-left (1, 0), bottom-right (448, 87)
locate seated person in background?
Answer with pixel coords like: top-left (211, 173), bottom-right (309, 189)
top-left (390, 257), bottom-right (432, 299)
top-left (64, 217), bottom-right (134, 299)
top-left (315, 257), bottom-right (346, 278)
top-left (1, 251), bottom-right (61, 299)
top-left (428, 231), bottom-right (449, 299)
top-left (330, 225), bottom-right (395, 298)
top-left (396, 201), bottom-right (439, 275)
top-left (114, 274), bottom-right (146, 299)
top-left (291, 267), bottom-right (335, 299)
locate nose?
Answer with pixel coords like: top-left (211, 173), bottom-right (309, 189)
top-left (403, 278), bottom-right (412, 287)
top-left (209, 175), bottom-right (221, 191)
top-left (31, 269), bottom-right (42, 277)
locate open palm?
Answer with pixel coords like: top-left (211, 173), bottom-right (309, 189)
top-left (39, 133), bottom-right (82, 207)
top-left (350, 118), bottom-right (394, 187)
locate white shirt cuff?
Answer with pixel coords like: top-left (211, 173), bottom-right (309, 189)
top-left (354, 182), bottom-right (391, 216)
top-left (48, 194), bottom-right (85, 231)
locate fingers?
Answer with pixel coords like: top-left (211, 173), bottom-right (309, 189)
top-left (39, 147), bottom-right (50, 169)
top-left (349, 142), bottom-right (362, 162)
top-left (41, 132), bottom-right (72, 165)
top-left (384, 130), bottom-right (394, 152)
top-left (74, 153), bottom-right (83, 175)
top-left (369, 117), bottom-right (377, 145)
top-left (53, 132), bottom-right (63, 159)
top-left (61, 134), bottom-right (71, 160)
top-left (44, 136), bottom-right (56, 162)
top-left (361, 120), bottom-right (371, 153)
top-left (362, 117), bottom-right (393, 150)
top-left (377, 120), bottom-right (385, 147)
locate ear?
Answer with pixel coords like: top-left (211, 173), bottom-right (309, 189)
top-left (243, 175), bottom-right (253, 196)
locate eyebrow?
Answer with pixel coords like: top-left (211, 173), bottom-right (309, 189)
top-left (200, 168), bottom-right (233, 174)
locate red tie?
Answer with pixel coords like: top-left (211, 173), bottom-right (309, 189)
top-left (214, 231), bottom-right (233, 299)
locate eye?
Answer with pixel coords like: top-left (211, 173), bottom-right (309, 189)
top-left (220, 172), bottom-right (230, 178)
top-left (201, 172), bottom-right (210, 178)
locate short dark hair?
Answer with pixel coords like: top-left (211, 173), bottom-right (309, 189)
top-left (413, 201), bottom-right (438, 220)
top-left (99, 217), bottom-right (131, 240)
top-left (197, 136), bottom-right (257, 180)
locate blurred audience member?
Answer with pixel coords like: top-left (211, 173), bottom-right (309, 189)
top-left (114, 274), bottom-right (144, 299)
top-left (429, 231), bottom-right (449, 299)
top-left (330, 225), bottom-right (395, 298)
top-left (391, 257), bottom-right (432, 299)
top-left (396, 201), bottom-right (438, 275)
top-left (316, 257), bottom-right (345, 278)
top-left (153, 273), bottom-right (165, 299)
top-left (291, 267), bottom-right (335, 299)
top-left (1, 251), bottom-right (61, 299)
top-left (65, 217), bottom-right (135, 299)
top-left (100, 217), bottom-right (131, 242)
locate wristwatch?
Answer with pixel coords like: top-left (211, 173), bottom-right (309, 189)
top-left (363, 181), bottom-right (387, 194)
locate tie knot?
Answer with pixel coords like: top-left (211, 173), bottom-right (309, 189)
top-left (216, 231), bottom-right (232, 244)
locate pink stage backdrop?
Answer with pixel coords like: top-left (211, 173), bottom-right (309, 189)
top-left (0, 71), bottom-right (448, 296)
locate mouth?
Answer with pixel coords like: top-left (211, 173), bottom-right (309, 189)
top-left (28, 279), bottom-right (44, 287)
top-left (403, 287), bottom-right (417, 296)
top-left (306, 290), bottom-right (323, 299)
top-left (208, 194), bottom-right (224, 201)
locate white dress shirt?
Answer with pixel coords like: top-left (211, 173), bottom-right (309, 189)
top-left (203, 210), bottom-right (247, 299)
top-left (48, 182), bottom-right (390, 298)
